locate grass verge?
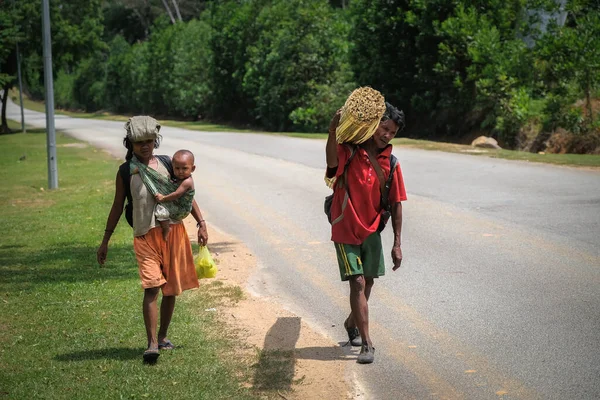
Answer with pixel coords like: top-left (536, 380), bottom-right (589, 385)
top-left (9, 89), bottom-right (599, 167)
top-left (393, 138), bottom-right (600, 167)
top-left (0, 131), bottom-right (264, 399)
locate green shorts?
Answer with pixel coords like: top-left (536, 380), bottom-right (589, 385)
top-left (334, 232), bottom-right (385, 281)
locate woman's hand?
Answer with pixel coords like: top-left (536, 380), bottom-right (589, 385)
top-left (97, 243), bottom-right (108, 265)
top-left (197, 224), bottom-right (208, 246)
top-left (155, 193), bottom-right (164, 202)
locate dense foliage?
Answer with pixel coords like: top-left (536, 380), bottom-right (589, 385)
top-left (1, 0), bottom-right (599, 151)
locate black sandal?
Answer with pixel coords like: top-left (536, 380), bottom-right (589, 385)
top-left (143, 348), bottom-right (160, 363)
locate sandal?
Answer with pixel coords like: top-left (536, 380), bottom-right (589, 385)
top-left (143, 347), bottom-right (160, 363)
top-left (158, 340), bottom-right (175, 350)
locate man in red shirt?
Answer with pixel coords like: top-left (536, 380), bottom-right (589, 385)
top-left (325, 102), bottom-right (407, 364)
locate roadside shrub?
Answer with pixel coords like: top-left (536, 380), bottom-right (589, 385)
top-left (290, 65), bottom-right (356, 132)
top-left (435, 6), bottom-right (536, 148)
top-left (243, 0), bottom-right (348, 131)
top-left (546, 130), bottom-right (600, 154)
top-left (144, 17), bottom-right (176, 113)
top-left (104, 35), bottom-right (132, 113)
top-left (166, 20), bottom-right (212, 119)
top-left (561, 107), bottom-right (585, 135)
top-left (22, 53), bottom-right (44, 100)
top-left (204, 0), bottom-right (262, 123)
top-left (73, 54), bottom-right (107, 111)
top-left (54, 69), bottom-right (78, 110)
top-left (122, 41), bottom-right (151, 113)
top-left (542, 93), bottom-right (598, 137)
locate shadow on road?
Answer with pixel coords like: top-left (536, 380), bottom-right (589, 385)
top-left (253, 317), bottom-right (348, 391)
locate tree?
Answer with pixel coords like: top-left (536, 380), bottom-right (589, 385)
top-left (349, 0), bottom-right (559, 143)
top-left (243, 0), bottom-right (346, 131)
top-left (0, 0), bottom-right (106, 130)
top-left (204, 0), bottom-right (265, 123)
top-left (0, 2), bottom-right (22, 133)
top-left (349, 0), bottom-right (454, 134)
top-left (18, 0), bottom-right (105, 97)
top-left (166, 20), bottom-right (213, 118)
top-left (537, 4), bottom-right (600, 128)
top-left (103, 0), bottom-right (210, 42)
top-left (433, 4), bottom-right (538, 146)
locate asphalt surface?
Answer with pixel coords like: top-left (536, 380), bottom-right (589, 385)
top-left (8, 100), bottom-right (600, 399)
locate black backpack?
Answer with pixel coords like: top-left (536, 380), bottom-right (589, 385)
top-left (118, 155), bottom-right (173, 227)
top-left (377, 154), bottom-right (398, 232)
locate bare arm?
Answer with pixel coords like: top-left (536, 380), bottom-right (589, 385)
top-left (326, 109), bottom-right (342, 169)
top-left (156, 177), bottom-right (193, 203)
top-left (191, 199), bottom-right (208, 246)
top-left (97, 172), bottom-right (126, 265)
top-left (391, 202), bottom-right (403, 271)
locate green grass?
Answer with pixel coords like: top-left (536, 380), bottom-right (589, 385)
top-left (393, 137), bottom-right (600, 167)
top-left (9, 89), bottom-right (47, 114)
top-left (0, 132), bottom-right (275, 400)
top-left (8, 89), bottom-right (259, 131)
top-left (491, 149), bottom-right (600, 166)
top-left (9, 89), bottom-right (599, 167)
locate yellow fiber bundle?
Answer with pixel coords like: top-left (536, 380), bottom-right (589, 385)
top-left (336, 87), bottom-right (385, 144)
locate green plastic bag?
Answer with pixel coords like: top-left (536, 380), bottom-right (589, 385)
top-left (195, 246), bottom-right (217, 279)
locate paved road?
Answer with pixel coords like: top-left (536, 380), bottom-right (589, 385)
top-left (8, 100), bottom-right (600, 399)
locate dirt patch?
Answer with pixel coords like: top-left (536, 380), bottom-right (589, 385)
top-left (545, 129), bottom-right (600, 154)
top-left (460, 149), bottom-right (489, 154)
top-left (183, 217), bottom-right (352, 399)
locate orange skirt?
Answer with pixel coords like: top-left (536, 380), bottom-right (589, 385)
top-left (133, 224), bottom-right (199, 296)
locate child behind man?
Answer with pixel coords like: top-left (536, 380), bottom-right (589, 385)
top-left (154, 149), bottom-right (196, 240)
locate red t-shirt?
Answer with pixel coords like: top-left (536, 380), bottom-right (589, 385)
top-left (327, 144), bottom-right (407, 245)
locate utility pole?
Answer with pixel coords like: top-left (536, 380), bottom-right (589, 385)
top-left (42, 0), bottom-right (58, 189)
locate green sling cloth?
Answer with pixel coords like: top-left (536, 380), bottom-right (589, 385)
top-left (131, 158), bottom-right (195, 221)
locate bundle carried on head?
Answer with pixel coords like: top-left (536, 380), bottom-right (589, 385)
top-left (336, 87), bottom-right (386, 144)
top-left (125, 116), bottom-right (161, 141)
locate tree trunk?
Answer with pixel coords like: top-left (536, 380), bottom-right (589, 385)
top-left (132, 8), bottom-right (149, 38)
top-left (161, 0), bottom-right (176, 24)
top-left (585, 77), bottom-right (593, 125)
top-left (1, 84), bottom-right (11, 134)
top-left (171, 0), bottom-right (183, 22)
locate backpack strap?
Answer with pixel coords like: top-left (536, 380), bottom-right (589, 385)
top-left (381, 155), bottom-right (398, 211)
top-left (118, 161), bottom-right (133, 227)
top-left (331, 145), bottom-right (357, 226)
top-left (118, 161), bottom-right (132, 206)
top-left (366, 151), bottom-right (386, 198)
top-left (365, 152), bottom-right (398, 212)
top-left (155, 155), bottom-right (174, 178)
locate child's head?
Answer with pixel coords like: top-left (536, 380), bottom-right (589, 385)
top-left (172, 150), bottom-right (196, 180)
